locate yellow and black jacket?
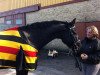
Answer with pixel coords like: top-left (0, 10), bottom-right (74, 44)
top-left (0, 27), bottom-right (38, 71)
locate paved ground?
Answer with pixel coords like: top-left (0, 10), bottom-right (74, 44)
top-left (0, 50), bottom-right (100, 75)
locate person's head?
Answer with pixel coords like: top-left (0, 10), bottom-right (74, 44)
top-left (86, 25), bottom-right (99, 39)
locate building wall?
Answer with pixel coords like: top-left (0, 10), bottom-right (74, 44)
top-left (26, 0), bottom-right (100, 50)
top-left (26, 0), bottom-right (100, 23)
top-left (0, 0), bottom-right (80, 12)
top-left (26, 0), bottom-right (100, 37)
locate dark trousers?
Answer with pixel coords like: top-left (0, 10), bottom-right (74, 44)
top-left (82, 63), bottom-right (100, 75)
top-left (16, 70), bottom-right (28, 75)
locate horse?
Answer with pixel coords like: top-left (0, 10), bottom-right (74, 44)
top-left (0, 18), bottom-right (80, 75)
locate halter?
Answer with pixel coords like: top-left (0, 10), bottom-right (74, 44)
top-left (69, 26), bottom-right (81, 51)
top-left (70, 26), bottom-right (82, 71)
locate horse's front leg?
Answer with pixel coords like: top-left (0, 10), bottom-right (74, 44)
top-left (16, 70), bottom-right (28, 75)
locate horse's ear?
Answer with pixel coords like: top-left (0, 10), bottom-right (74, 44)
top-left (70, 18), bottom-right (76, 24)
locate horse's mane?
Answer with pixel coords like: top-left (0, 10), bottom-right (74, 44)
top-left (19, 20), bottom-right (66, 31)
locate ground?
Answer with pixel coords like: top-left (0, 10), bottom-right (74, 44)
top-left (0, 50), bottom-right (100, 75)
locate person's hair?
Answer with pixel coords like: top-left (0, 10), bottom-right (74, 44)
top-left (86, 25), bottom-right (99, 38)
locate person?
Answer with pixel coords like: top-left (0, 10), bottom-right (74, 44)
top-left (78, 25), bottom-right (100, 75)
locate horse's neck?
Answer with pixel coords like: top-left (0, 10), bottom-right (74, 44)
top-left (21, 24), bottom-right (65, 50)
top-left (24, 30), bottom-right (55, 50)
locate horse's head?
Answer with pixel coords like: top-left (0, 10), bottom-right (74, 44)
top-left (56, 18), bottom-right (80, 49)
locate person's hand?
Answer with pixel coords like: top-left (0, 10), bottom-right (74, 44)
top-left (81, 53), bottom-right (88, 59)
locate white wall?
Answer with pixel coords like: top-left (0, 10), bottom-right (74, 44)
top-left (26, 0), bottom-right (100, 23)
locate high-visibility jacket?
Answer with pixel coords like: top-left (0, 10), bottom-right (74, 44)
top-left (0, 28), bottom-right (38, 71)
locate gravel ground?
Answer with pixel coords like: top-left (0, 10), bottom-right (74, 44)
top-left (0, 50), bottom-right (100, 75)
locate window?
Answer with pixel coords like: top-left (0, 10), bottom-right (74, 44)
top-left (6, 20), bottom-right (12, 25)
top-left (4, 14), bottom-right (25, 26)
top-left (16, 19), bottom-right (22, 25)
top-left (0, 17), bottom-right (4, 24)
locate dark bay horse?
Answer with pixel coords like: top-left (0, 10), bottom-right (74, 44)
top-left (0, 18), bottom-right (80, 75)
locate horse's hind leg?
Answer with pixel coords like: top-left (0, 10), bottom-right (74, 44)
top-left (16, 70), bottom-right (28, 75)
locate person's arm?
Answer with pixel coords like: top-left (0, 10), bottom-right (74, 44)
top-left (88, 40), bottom-right (100, 62)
